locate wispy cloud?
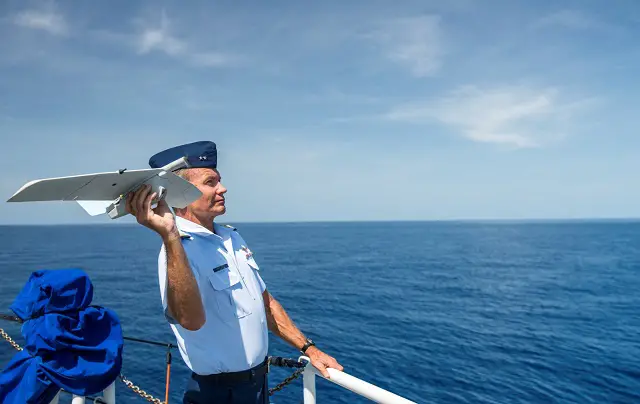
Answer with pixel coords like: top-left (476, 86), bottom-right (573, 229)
top-left (138, 24), bottom-right (185, 56)
top-left (12, 8), bottom-right (68, 36)
top-left (134, 11), bottom-right (239, 68)
top-left (533, 10), bottom-right (597, 30)
top-left (368, 15), bottom-right (442, 77)
top-left (385, 85), bottom-right (596, 148)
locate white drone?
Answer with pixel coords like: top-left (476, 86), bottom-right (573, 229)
top-left (6, 157), bottom-right (201, 219)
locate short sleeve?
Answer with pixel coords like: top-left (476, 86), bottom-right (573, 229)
top-left (255, 269), bottom-right (266, 293)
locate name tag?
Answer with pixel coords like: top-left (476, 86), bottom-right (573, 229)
top-left (213, 263), bottom-right (229, 273)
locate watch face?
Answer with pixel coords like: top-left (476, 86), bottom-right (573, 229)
top-left (301, 339), bottom-right (315, 353)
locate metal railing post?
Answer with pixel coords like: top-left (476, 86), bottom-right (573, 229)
top-left (102, 382), bottom-right (116, 404)
top-left (72, 395), bottom-right (86, 404)
top-left (301, 356), bottom-right (316, 404)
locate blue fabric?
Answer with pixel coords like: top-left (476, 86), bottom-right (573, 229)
top-left (0, 269), bottom-right (123, 404)
top-left (149, 140), bottom-right (218, 170)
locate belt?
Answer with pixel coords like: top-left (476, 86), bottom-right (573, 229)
top-left (192, 357), bottom-right (269, 385)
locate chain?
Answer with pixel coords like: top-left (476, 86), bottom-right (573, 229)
top-left (119, 374), bottom-right (164, 404)
top-left (0, 328), bottom-right (23, 351)
top-left (0, 328), bottom-right (164, 403)
top-left (2, 327), bottom-right (303, 401)
top-left (269, 367), bottom-right (305, 396)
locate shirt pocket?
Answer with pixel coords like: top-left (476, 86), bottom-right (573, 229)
top-left (206, 265), bottom-right (252, 322)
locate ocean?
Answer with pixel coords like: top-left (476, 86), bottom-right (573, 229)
top-left (1, 221), bottom-right (639, 404)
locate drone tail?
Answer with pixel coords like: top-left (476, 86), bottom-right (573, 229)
top-left (76, 200), bottom-right (112, 216)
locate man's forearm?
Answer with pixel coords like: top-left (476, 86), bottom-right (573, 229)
top-left (164, 233), bottom-right (205, 331)
top-left (263, 291), bottom-right (307, 350)
top-left (263, 291), bottom-right (344, 377)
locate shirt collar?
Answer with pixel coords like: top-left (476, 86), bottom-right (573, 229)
top-left (175, 216), bottom-right (232, 239)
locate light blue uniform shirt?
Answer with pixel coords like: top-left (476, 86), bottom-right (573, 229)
top-left (157, 216), bottom-right (268, 375)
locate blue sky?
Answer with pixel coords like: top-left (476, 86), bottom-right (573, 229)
top-left (1, 0), bottom-right (639, 224)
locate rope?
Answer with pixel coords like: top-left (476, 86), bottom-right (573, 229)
top-left (124, 336), bottom-right (177, 349)
top-left (269, 356), bottom-right (306, 369)
top-left (0, 313), bottom-right (22, 323)
top-left (165, 347), bottom-right (172, 403)
top-left (0, 313), bottom-right (176, 349)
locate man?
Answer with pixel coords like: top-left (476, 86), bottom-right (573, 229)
top-left (125, 141), bottom-right (342, 404)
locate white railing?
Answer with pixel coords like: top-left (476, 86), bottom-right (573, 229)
top-left (49, 382), bottom-right (116, 404)
top-left (299, 356), bottom-right (417, 404)
top-left (47, 361), bottom-right (416, 404)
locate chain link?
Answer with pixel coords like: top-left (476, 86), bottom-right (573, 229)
top-left (118, 374), bottom-right (164, 404)
top-left (269, 367), bottom-right (305, 396)
top-left (0, 328), bottom-right (23, 351)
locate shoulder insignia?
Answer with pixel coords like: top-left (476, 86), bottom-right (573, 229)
top-left (221, 224), bottom-right (237, 231)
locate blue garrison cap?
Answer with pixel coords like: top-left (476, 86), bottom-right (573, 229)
top-left (148, 141), bottom-right (217, 170)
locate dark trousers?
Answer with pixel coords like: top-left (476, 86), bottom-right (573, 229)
top-left (183, 359), bottom-right (269, 404)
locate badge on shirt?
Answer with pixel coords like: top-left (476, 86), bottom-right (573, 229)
top-left (213, 263), bottom-right (229, 273)
top-left (241, 246), bottom-right (253, 260)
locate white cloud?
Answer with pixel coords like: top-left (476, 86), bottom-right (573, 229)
top-left (12, 9), bottom-right (67, 36)
top-left (138, 27), bottom-right (185, 56)
top-left (369, 15), bottom-right (442, 77)
top-left (385, 85), bottom-right (595, 148)
top-left (135, 11), bottom-right (238, 68)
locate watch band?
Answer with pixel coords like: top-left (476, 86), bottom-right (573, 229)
top-left (300, 339), bottom-right (316, 354)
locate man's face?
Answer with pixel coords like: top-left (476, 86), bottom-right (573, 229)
top-left (185, 167), bottom-right (227, 218)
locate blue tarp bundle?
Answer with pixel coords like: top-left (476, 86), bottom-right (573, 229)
top-left (0, 268), bottom-right (123, 403)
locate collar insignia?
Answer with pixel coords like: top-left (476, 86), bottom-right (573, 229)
top-left (241, 245), bottom-right (253, 259)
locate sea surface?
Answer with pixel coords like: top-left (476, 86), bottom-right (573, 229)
top-left (1, 221), bottom-right (639, 404)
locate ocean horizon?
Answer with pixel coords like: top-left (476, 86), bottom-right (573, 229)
top-left (2, 216), bottom-right (640, 226)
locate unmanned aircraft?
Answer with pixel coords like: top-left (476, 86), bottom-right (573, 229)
top-left (6, 157), bottom-right (201, 219)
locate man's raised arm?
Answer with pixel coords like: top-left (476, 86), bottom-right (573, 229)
top-left (162, 232), bottom-right (205, 330)
top-left (127, 184), bottom-right (205, 331)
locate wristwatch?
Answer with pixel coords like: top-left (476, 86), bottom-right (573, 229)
top-left (300, 338), bottom-right (316, 354)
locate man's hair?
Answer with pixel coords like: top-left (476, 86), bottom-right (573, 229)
top-left (174, 168), bottom-right (192, 181)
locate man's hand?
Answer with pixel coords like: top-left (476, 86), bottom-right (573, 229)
top-left (305, 346), bottom-right (343, 378)
top-left (126, 184), bottom-right (177, 239)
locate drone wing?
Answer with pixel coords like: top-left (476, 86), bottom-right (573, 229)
top-left (7, 168), bottom-right (201, 217)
